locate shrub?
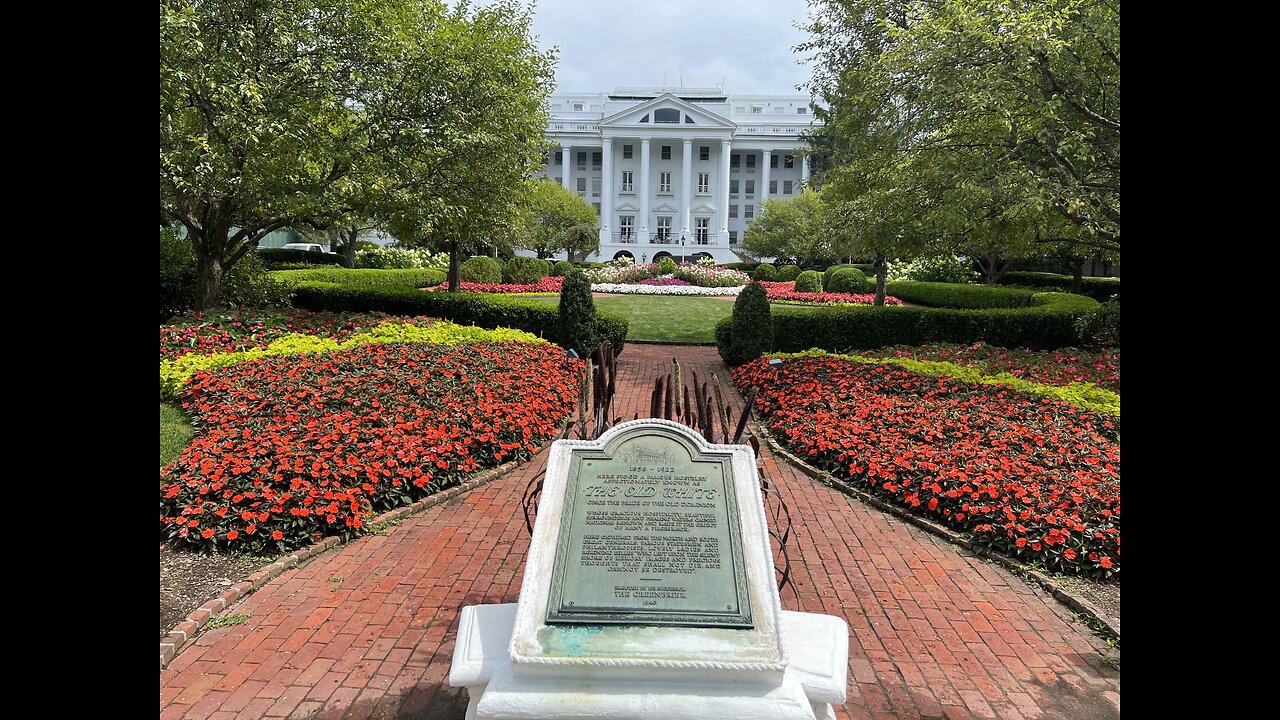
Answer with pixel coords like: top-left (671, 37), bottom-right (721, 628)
top-left (289, 282), bottom-right (627, 355)
top-left (822, 264), bottom-right (852, 288)
top-left (884, 281), bottom-right (1100, 310)
top-left (670, 264), bottom-right (751, 288)
top-left (887, 254), bottom-right (978, 284)
top-left (462, 256), bottom-right (503, 284)
top-left (162, 232), bottom-right (291, 320)
top-left (256, 247), bottom-right (344, 266)
top-left (658, 256), bottom-right (677, 275)
top-left (794, 270), bottom-right (823, 293)
top-left (504, 256), bottom-right (551, 285)
top-left (724, 282), bottom-right (773, 366)
top-left (722, 262), bottom-right (760, 272)
top-left (355, 246), bottom-right (448, 270)
top-left (998, 271), bottom-right (1120, 302)
top-left (559, 271), bottom-right (597, 357)
top-left (269, 268), bottom-right (445, 288)
top-left (753, 263), bottom-right (778, 281)
top-left (552, 260), bottom-right (575, 276)
top-left (1076, 299), bottom-right (1120, 347)
top-left (776, 265), bottom-right (802, 282)
top-left (827, 267), bottom-right (868, 293)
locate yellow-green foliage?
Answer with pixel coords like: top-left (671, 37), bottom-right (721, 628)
top-left (773, 349), bottom-right (1119, 416)
top-left (160, 321), bottom-right (546, 400)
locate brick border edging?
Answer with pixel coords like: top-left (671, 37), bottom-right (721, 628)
top-left (159, 446), bottom-right (544, 671)
top-left (754, 424), bottom-right (1121, 641)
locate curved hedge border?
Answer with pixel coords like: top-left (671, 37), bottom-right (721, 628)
top-left (289, 282), bottom-right (628, 356)
top-left (269, 268), bottom-right (446, 288)
top-left (770, 349), bottom-right (1118, 415)
top-left (716, 282), bottom-right (1098, 358)
top-left (997, 271), bottom-right (1120, 302)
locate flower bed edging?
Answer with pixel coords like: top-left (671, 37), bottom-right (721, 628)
top-left (159, 442), bottom-right (544, 671)
top-left (753, 422), bottom-right (1120, 641)
top-left (589, 282), bottom-right (744, 296)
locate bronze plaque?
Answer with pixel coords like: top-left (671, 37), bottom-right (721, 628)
top-left (546, 425), bottom-right (753, 628)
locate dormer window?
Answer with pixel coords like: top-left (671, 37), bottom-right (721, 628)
top-left (654, 108), bottom-right (680, 124)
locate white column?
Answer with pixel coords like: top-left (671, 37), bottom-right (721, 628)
top-left (681, 139), bottom-right (693, 239)
top-left (718, 139), bottom-right (732, 243)
top-left (761, 149), bottom-right (772, 203)
top-left (638, 138), bottom-right (651, 244)
top-left (562, 146), bottom-right (573, 190)
top-left (801, 153), bottom-right (810, 184)
top-left (600, 137), bottom-right (613, 245)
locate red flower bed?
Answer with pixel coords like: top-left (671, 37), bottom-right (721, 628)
top-left (756, 281), bottom-right (902, 306)
top-left (862, 342), bottom-right (1121, 393)
top-left (160, 308), bottom-right (429, 362)
top-left (734, 356), bottom-right (1119, 576)
top-left (160, 342), bottom-right (581, 553)
top-left (430, 276), bottom-right (564, 294)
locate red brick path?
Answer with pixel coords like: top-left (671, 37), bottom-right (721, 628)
top-left (160, 345), bottom-right (1119, 720)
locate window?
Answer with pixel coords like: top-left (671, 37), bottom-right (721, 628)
top-left (577, 151), bottom-right (587, 169)
top-left (620, 171), bottom-right (634, 193)
top-left (591, 178), bottom-right (601, 195)
top-left (729, 230), bottom-right (738, 244)
top-left (730, 154), bottom-right (740, 169)
top-left (699, 146), bottom-right (709, 161)
top-left (546, 152), bottom-right (554, 166)
top-left (654, 108), bottom-right (680, 124)
top-left (784, 180), bottom-right (794, 195)
top-left (639, 114), bottom-right (650, 123)
top-left (745, 204), bottom-right (755, 219)
top-left (730, 179), bottom-right (739, 197)
top-left (695, 218), bottom-right (710, 244)
top-left (592, 151), bottom-right (602, 169)
top-left (774, 106), bottom-right (785, 114)
top-left (769, 180), bottom-right (778, 194)
top-left (659, 171), bottom-right (672, 193)
top-left (745, 154), bottom-right (756, 170)
top-left (661, 145), bottom-right (671, 160)
top-left (619, 216), bottom-right (634, 240)
top-left (770, 154), bottom-right (778, 169)
top-left (657, 216), bottom-right (672, 242)
top-left (797, 107), bottom-right (808, 114)
top-left (729, 204), bottom-right (738, 219)
top-left (623, 144), bottom-right (633, 159)
top-left (784, 155), bottom-right (794, 169)
top-left (745, 180), bottom-right (755, 197)
top-left (555, 152), bottom-right (563, 165)
top-left (751, 105), bottom-right (764, 114)
top-left (593, 202), bottom-right (601, 213)
top-left (697, 172), bottom-right (710, 194)
top-left (577, 177), bottom-right (587, 192)
top-left (573, 102), bottom-right (585, 111)
top-left (684, 115), bottom-right (695, 124)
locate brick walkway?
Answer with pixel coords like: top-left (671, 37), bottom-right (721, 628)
top-left (160, 345), bottom-right (1120, 720)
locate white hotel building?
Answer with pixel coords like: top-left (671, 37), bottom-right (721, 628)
top-left (540, 87), bottom-right (818, 264)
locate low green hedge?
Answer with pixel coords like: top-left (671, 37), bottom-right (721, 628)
top-left (885, 281), bottom-right (1044, 309)
top-left (997, 271), bottom-right (1120, 302)
top-left (721, 262), bottom-right (760, 272)
top-left (269, 268), bottom-right (446, 288)
top-left (716, 290), bottom-right (1098, 359)
top-left (289, 282), bottom-right (627, 355)
top-left (256, 248), bottom-right (344, 266)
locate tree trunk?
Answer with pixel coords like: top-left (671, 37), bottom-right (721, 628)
top-left (343, 228), bottom-right (358, 268)
top-left (1065, 257), bottom-right (1085, 295)
top-left (448, 239), bottom-right (462, 292)
top-left (194, 239), bottom-right (225, 311)
top-left (873, 254), bottom-right (888, 307)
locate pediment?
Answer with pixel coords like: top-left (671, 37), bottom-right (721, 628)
top-left (691, 203), bottom-right (716, 214)
top-left (599, 93), bottom-right (735, 129)
top-left (652, 202), bottom-right (678, 213)
top-left (614, 201), bottom-right (639, 212)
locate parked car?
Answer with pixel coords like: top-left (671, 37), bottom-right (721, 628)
top-left (280, 242), bottom-right (330, 253)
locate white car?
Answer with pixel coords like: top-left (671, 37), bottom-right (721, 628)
top-left (280, 242), bottom-right (329, 253)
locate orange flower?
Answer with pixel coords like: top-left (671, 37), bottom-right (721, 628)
top-left (226, 530), bottom-right (239, 541)
top-left (272, 530), bottom-right (284, 541)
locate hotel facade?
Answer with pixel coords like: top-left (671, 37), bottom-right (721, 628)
top-left (539, 87), bottom-right (818, 264)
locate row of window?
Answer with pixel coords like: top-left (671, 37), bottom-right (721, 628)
top-left (734, 105), bottom-right (808, 115)
top-left (558, 102), bottom-right (807, 116)
top-left (564, 173), bottom-right (794, 198)
top-left (548, 148), bottom-right (798, 168)
top-left (619, 217), bottom-right (715, 243)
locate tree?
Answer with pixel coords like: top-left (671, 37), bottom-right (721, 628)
top-left (521, 178), bottom-right (598, 259)
top-left (741, 191), bottom-right (830, 264)
top-left (800, 0), bottom-right (1119, 269)
top-left (822, 189), bottom-right (929, 306)
top-left (556, 224), bottom-right (601, 263)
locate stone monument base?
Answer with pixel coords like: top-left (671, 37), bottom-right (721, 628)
top-left (450, 603), bottom-right (848, 720)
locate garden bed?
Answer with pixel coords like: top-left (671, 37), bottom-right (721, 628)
top-left (861, 342), bottom-right (1120, 393)
top-left (756, 281), bottom-right (903, 306)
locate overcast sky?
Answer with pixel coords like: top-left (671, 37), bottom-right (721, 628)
top-left (525, 0), bottom-right (815, 96)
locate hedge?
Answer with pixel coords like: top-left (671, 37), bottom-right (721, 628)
top-left (504, 256), bottom-right (551, 285)
top-left (997, 271), bottom-right (1120, 302)
top-left (716, 290), bottom-right (1099, 359)
top-left (269, 268), bottom-right (446, 288)
top-left (462, 256), bottom-right (503, 284)
top-left (776, 265), bottom-right (802, 282)
top-left (289, 282), bottom-right (627, 355)
top-left (885, 281), bottom-right (1097, 310)
top-left (826, 268), bottom-right (868, 293)
top-left (256, 248), bottom-right (345, 266)
top-left (794, 270), bottom-right (823, 293)
top-left (721, 262), bottom-right (760, 272)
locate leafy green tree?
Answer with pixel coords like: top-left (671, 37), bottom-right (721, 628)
top-left (821, 189), bottom-right (929, 306)
top-left (556, 223), bottom-right (601, 264)
top-left (522, 178), bottom-right (599, 259)
top-left (741, 191), bottom-right (830, 265)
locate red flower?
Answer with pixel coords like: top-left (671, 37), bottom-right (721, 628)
top-left (272, 530), bottom-right (284, 541)
top-left (201, 529), bottom-right (215, 539)
top-left (226, 530), bottom-right (239, 541)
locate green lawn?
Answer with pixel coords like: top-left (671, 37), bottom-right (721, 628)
top-left (161, 402), bottom-right (193, 470)
top-left (528, 294), bottom-right (736, 343)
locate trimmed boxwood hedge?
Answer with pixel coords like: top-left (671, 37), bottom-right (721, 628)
top-left (716, 287), bottom-right (1098, 358)
top-left (721, 262), bottom-right (760, 272)
top-left (289, 282), bottom-right (627, 355)
top-left (884, 281), bottom-right (1051, 309)
top-left (269, 268), bottom-right (446, 288)
top-left (256, 248), bottom-right (345, 266)
top-left (997, 271), bottom-right (1120, 302)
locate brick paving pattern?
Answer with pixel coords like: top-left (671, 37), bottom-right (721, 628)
top-left (160, 345), bottom-right (1120, 719)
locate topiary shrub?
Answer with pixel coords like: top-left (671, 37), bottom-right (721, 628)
top-left (558, 270), bottom-right (598, 357)
top-left (504, 256), bottom-right (551, 285)
top-left (753, 263), bottom-right (778, 281)
top-left (658, 257), bottom-right (677, 275)
top-left (1076, 298), bottom-right (1120, 347)
top-left (776, 265), bottom-right (801, 282)
top-left (794, 270), bottom-right (823, 293)
top-left (551, 260), bottom-right (575, 276)
top-left (724, 281), bottom-right (773, 365)
top-left (822, 264), bottom-right (852, 288)
top-left (827, 267), bottom-right (868, 293)
top-left (461, 256), bottom-right (503, 284)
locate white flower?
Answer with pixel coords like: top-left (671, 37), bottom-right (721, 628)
top-left (589, 283), bottom-right (744, 296)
